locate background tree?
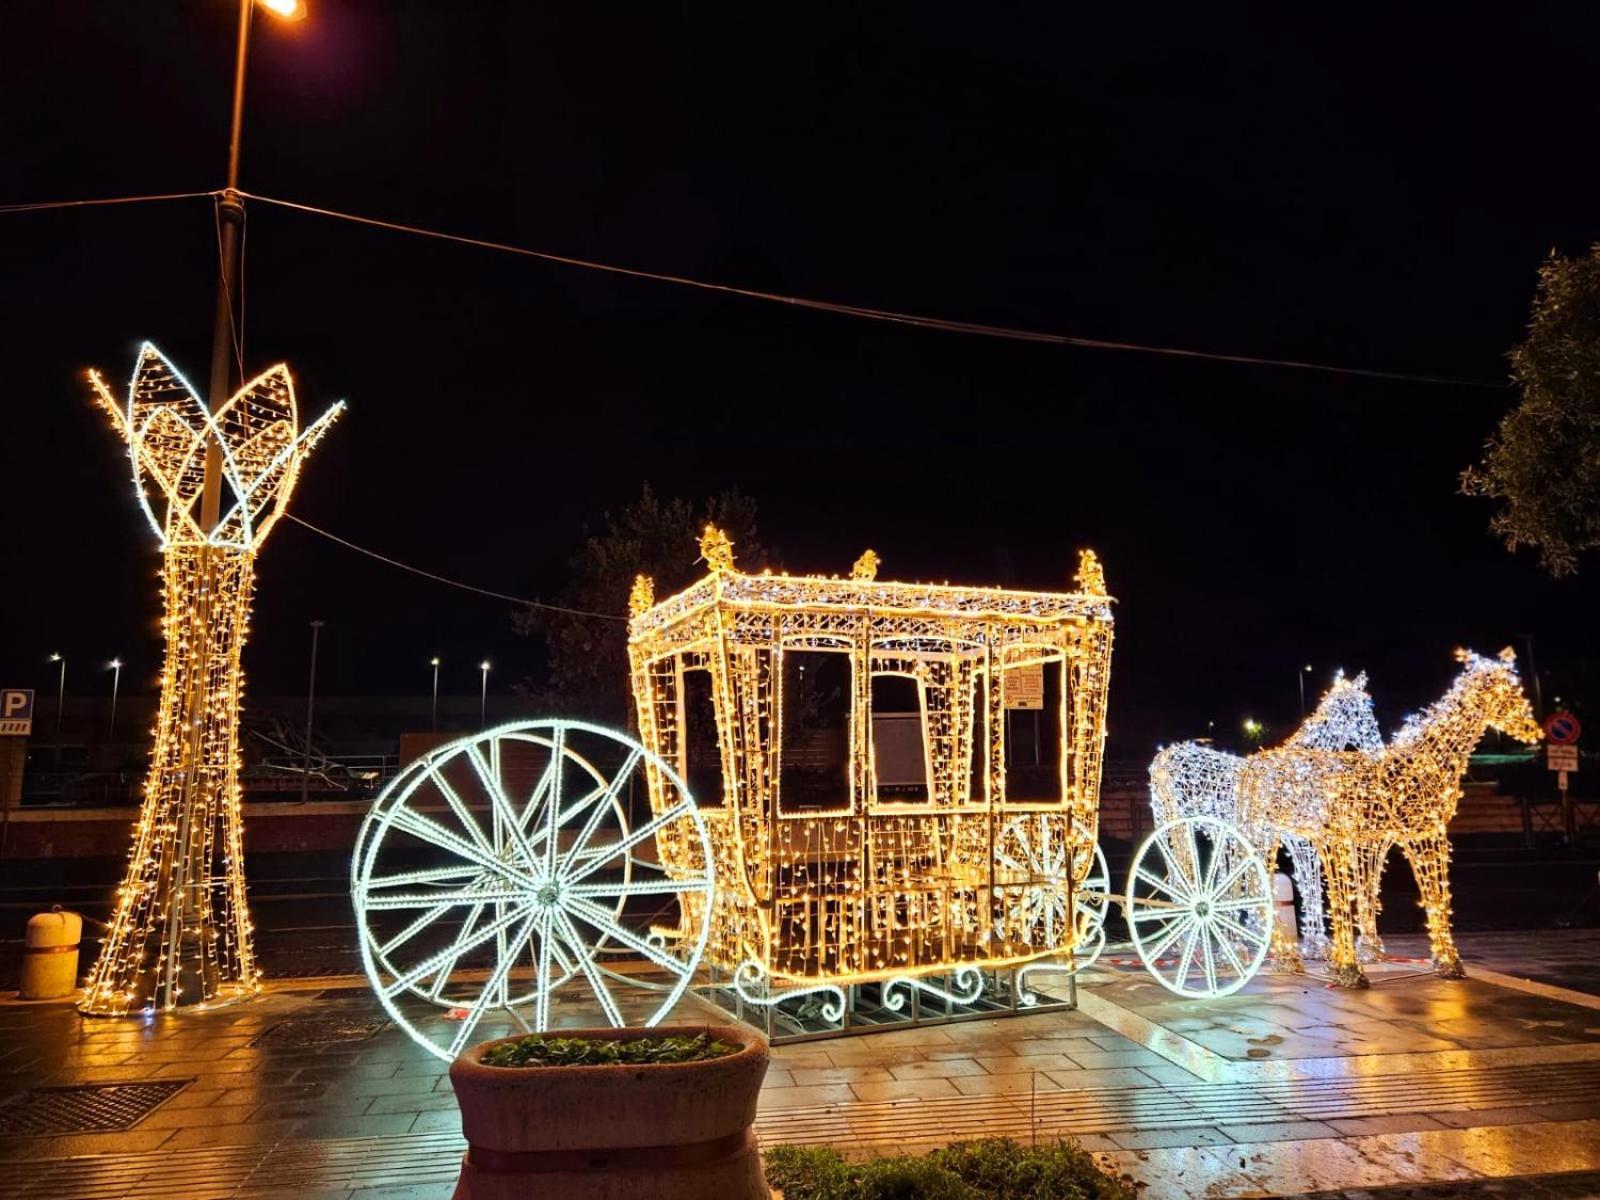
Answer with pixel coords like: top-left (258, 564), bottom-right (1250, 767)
top-left (514, 485), bottom-right (770, 721)
top-left (1462, 245), bottom-right (1600, 576)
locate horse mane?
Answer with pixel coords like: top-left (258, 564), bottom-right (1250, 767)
top-left (1389, 652), bottom-right (1498, 748)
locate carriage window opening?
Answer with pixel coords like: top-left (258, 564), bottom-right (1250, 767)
top-left (1003, 658), bottom-right (1066, 803)
top-left (680, 667), bottom-right (724, 808)
top-left (871, 674), bottom-right (928, 803)
top-left (967, 673), bottom-right (988, 805)
top-left (779, 649), bottom-right (853, 813)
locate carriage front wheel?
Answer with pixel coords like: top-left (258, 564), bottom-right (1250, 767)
top-left (1126, 816), bottom-right (1272, 999)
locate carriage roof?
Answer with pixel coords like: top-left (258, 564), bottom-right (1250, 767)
top-left (628, 534), bottom-right (1114, 642)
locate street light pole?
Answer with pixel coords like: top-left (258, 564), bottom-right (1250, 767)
top-left (1299, 663), bottom-right (1312, 717)
top-left (480, 661), bottom-right (491, 728)
top-left (299, 620), bottom-right (324, 804)
top-left (108, 659), bottom-right (123, 740)
top-left (430, 657), bottom-right (441, 732)
top-left (49, 654), bottom-right (65, 745)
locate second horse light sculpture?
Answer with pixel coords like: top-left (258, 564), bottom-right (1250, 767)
top-left (1153, 650), bottom-right (1540, 987)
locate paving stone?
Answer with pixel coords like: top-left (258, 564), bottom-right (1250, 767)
top-left (788, 1064), bottom-right (895, 1087)
top-left (849, 1077), bottom-right (962, 1102)
top-left (884, 1057), bottom-right (987, 1080)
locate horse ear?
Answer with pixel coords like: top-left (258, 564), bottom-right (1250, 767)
top-left (1497, 646), bottom-right (1517, 665)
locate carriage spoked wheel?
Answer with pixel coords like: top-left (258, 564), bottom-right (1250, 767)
top-left (351, 719), bottom-right (715, 1061)
top-left (1126, 816), bottom-right (1271, 998)
top-left (998, 819), bottom-right (1111, 974)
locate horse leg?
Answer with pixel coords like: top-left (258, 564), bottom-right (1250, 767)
top-left (1285, 837), bottom-right (1328, 960)
top-left (1399, 832), bottom-right (1465, 979)
top-left (1317, 839), bottom-right (1367, 988)
top-left (1353, 839), bottom-right (1390, 963)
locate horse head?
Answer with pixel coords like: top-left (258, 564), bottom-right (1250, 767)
top-left (1454, 647), bottom-right (1542, 745)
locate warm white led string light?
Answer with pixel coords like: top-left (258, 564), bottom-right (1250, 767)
top-left (626, 529), bottom-right (1116, 1017)
top-left (81, 343), bottom-right (342, 1015)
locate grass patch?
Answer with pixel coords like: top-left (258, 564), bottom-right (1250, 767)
top-left (765, 1138), bottom-right (1138, 1200)
top-left (480, 1031), bottom-right (740, 1068)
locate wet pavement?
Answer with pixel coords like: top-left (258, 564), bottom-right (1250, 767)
top-left (8, 933), bottom-right (1600, 1196)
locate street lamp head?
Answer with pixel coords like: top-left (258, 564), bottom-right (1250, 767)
top-left (49, 653), bottom-right (61, 662)
top-left (1302, 664), bottom-right (1313, 673)
top-left (430, 657), bottom-right (441, 667)
top-left (255, 0), bottom-right (307, 20)
top-left (109, 658), bottom-right (123, 670)
top-left (480, 660), bottom-right (491, 672)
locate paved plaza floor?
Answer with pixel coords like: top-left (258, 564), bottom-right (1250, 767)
top-left (7, 931), bottom-right (1600, 1198)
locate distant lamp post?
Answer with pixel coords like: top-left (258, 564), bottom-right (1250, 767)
top-left (430, 657), bottom-right (441, 731)
top-left (49, 653), bottom-right (65, 744)
top-left (299, 620), bottom-right (324, 804)
top-left (1299, 663), bottom-right (1313, 717)
top-left (479, 660), bottom-right (491, 728)
top-left (1243, 717), bottom-right (1262, 750)
top-left (108, 659), bottom-right (123, 740)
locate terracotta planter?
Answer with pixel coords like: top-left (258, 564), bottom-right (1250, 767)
top-left (449, 1024), bottom-right (770, 1200)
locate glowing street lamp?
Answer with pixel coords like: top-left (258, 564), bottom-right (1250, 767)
top-left (430, 657), bottom-right (441, 731)
top-left (108, 659), bottom-right (123, 739)
top-left (255, 0), bottom-right (307, 19)
top-left (479, 661), bottom-right (491, 728)
top-left (1299, 663), bottom-right (1313, 717)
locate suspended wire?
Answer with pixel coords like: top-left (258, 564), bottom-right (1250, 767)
top-left (0, 190), bottom-right (216, 214)
top-left (284, 513), bottom-right (627, 622)
top-left (0, 187), bottom-right (1504, 388)
top-left (242, 190), bottom-right (1506, 390)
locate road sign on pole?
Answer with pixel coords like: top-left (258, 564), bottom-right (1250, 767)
top-left (1548, 745), bottom-right (1580, 773)
top-left (0, 690), bottom-right (34, 737)
top-left (1546, 712), bottom-right (1582, 745)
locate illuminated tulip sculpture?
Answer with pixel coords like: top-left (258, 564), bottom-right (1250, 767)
top-left (82, 343), bottom-right (342, 1014)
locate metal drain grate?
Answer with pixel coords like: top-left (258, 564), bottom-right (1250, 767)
top-left (253, 1013), bottom-right (390, 1046)
top-left (0, 1080), bottom-right (191, 1136)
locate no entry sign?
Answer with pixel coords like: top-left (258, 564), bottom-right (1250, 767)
top-left (1545, 712), bottom-right (1582, 745)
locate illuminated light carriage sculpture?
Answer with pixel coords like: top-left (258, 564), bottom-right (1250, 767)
top-left (352, 536), bottom-right (1285, 1057)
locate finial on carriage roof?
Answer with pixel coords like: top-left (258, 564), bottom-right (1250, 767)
top-left (1074, 548), bottom-right (1107, 596)
top-left (851, 549), bottom-right (880, 581)
top-left (699, 523), bottom-right (735, 572)
top-left (629, 573), bottom-right (655, 616)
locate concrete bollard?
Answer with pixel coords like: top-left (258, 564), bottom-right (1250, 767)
top-left (21, 908), bottom-right (82, 1000)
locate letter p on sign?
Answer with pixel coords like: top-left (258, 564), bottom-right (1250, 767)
top-left (0, 689), bottom-right (35, 736)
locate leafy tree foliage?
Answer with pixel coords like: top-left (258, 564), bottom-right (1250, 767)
top-left (514, 484), bottom-right (769, 721)
top-left (1462, 246), bottom-right (1600, 575)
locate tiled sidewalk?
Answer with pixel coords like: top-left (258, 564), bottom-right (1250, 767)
top-left (7, 931), bottom-right (1600, 1197)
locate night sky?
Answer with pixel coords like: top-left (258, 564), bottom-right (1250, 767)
top-left (3, 3), bottom-right (1598, 757)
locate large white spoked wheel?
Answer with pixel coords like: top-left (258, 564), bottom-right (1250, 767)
top-left (352, 719), bottom-right (715, 1061)
top-left (1126, 816), bottom-right (1271, 998)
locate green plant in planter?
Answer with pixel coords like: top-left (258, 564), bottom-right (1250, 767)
top-left (479, 1032), bottom-right (741, 1068)
top-left (764, 1138), bottom-right (1138, 1200)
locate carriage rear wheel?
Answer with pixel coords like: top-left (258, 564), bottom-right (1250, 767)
top-left (351, 719), bottom-right (715, 1060)
top-left (1126, 816), bottom-right (1271, 998)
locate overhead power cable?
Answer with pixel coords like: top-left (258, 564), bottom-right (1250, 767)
top-left (0, 190), bottom-right (216, 214)
top-left (242, 190), bottom-right (1506, 390)
top-left (285, 513), bottom-right (625, 621)
top-left (0, 187), bottom-right (1505, 389)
